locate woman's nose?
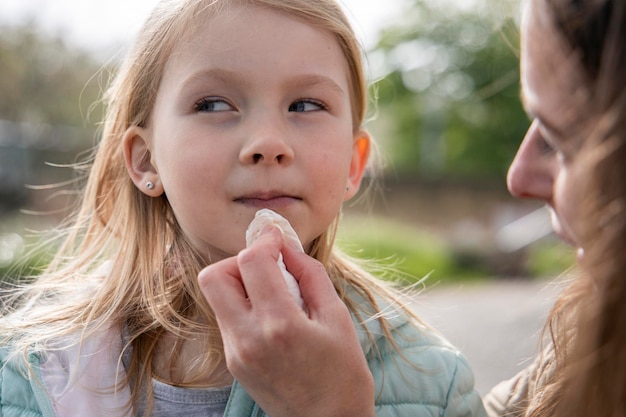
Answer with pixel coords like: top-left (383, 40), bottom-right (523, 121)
top-left (507, 121), bottom-right (555, 202)
top-left (239, 119), bottom-right (295, 165)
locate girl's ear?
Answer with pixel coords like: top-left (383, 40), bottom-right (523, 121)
top-left (345, 130), bottom-right (371, 200)
top-left (122, 126), bottom-right (164, 196)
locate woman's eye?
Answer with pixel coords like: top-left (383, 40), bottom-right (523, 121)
top-left (537, 126), bottom-right (569, 162)
top-left (194, 98), bottom-right (233, 112)
top-left (537, 135), bottom-right (555, 155)
top-left (288, 99), bottom-right (325, 112)
top-left (535, 123), bottom-right (557, 155)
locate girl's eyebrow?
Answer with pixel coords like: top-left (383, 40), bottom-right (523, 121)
top-left (179, 68), bottom-right (252, 91)
top-left (288, 74), bottom-right (346, 96)
top-left (179, 68), bottom-right (346, 96)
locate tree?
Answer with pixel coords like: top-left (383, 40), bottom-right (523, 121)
top-left (368, 0), bottom-right (528, 180)
top-left (0, 23), bottom-right (109, 209)
top-left (0, 22), bottom-right (108, 130)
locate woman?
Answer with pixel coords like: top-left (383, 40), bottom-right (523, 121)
top-left (484, 0), bottom-right (626, 415)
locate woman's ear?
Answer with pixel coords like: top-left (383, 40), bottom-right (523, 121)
top-left (345, 130), bottom-right (371, 200)
top-left (122, 126), bottom-right (163, 196)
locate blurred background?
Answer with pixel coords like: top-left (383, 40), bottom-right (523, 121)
top-left (0, 0), bottom-right (576, 396)
top-left (0, 0), bottom-right (574, 283)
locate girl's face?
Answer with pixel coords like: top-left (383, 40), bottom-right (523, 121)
top-left (124, 5), bottom-right (369, 260)
top-left (507, 0), bottom-right (595, 251)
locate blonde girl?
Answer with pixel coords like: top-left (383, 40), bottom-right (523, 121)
top-left (0, 1), bottom-right (486, 416)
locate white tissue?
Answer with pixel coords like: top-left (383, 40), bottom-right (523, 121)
top-left (245, 209), bottom-right (305, 309)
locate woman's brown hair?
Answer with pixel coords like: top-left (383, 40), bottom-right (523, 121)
top-left (526, 0), bottom-right (626, 415)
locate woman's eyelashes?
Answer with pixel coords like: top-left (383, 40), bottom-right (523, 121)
top-left (535, 120), bottom-right (562, 152)
top-left (536, 122), bottom-right (570, 162)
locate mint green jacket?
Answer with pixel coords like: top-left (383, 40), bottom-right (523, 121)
top-left (1, 296), bottom-right (487, 417)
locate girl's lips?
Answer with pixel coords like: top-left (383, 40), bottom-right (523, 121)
top-left (235, 195), bottom-right (301, 210)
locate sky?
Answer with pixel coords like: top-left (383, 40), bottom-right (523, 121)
top-left (0, 0), bottom-right (408, 55)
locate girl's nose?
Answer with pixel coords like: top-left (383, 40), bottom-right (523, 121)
top-left (507, 121), bottom-right (555, 202)
top-left (239, 120), bottom-right (295, 166)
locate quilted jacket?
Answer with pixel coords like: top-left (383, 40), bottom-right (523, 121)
top-left (0, 293), bottom-right (487, 417)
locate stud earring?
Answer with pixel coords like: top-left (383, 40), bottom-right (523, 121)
top-left (146, 181), bottom-right (154, 190)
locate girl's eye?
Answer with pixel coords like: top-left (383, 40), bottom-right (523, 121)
top-left (288, 99), bottom-right (325, 113)
top-left (194, 98), bottom-right (233, 112)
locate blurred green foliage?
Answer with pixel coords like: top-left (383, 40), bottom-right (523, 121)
top-left (527, 240), bottom-right (576, 278)
top-left (338, 214), bottom-right (574, 285)
top-left (367, 0), bottom-right (528, 179)
top-left (337, 214), bottom-right (485, 284)
top-left (0, 244), bottom-right (52, 286)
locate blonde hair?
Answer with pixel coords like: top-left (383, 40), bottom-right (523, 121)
top-left (1, 0), bottom-right (408, 412)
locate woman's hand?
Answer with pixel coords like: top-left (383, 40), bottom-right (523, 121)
top-left (198, 227), bottom-right (375, 417)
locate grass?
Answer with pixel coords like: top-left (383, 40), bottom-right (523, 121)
top-left (337, 213), bottom-right (575, 285)
top-left (1, 214), bottom-right (575, 286)
top-left (337, 214), bottom-right (487, 285)
top-left (0, 243), bottom-right (53, 285)
top-left (527, 239), bottom-right (576, 278)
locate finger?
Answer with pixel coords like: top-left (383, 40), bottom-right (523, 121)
top-left (281, 245), bottom-right (344, 317)
top-left (198, 257), bottom-right (251, 324)
top-left (237, 226), bottom-right (297, 311)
